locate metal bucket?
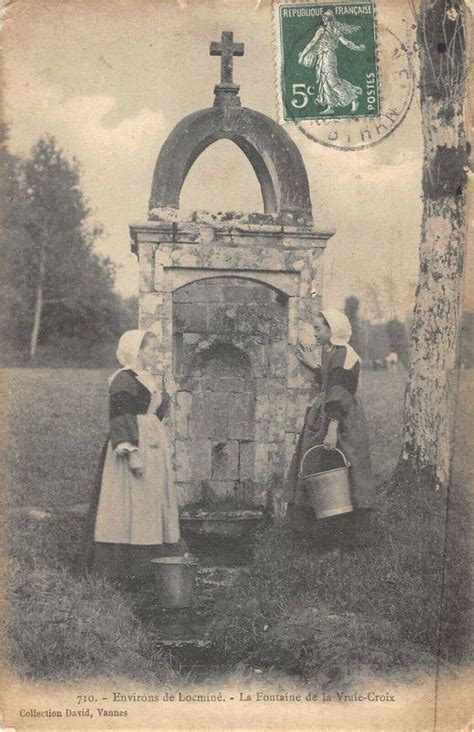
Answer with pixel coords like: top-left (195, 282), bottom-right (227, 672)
top-left (150, 555), bottom-right (199, 609)
top-left (300, 445), bottom-right (353, 519)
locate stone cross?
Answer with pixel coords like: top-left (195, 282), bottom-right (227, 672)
top-left (210, 31), bottom-right (244, 85)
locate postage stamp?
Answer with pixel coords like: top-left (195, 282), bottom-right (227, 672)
top-left (279, 2), bottom-right (379, 121)
top-left (273, 0), bottom-right (415, 150)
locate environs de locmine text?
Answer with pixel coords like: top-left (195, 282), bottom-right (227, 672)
top-left (19, 689), bottom-right (397, 718)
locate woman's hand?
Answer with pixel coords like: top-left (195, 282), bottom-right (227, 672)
top-left (115, 442), bottom-right (137, 456)
top-left (296, 343), bottom-right (320, 371)
top-left (128, 450), bottom-right (144, 477)
top-left (323, 420), bottom-right (338, 450)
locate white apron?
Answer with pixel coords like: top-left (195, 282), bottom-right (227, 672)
top-left (94, 387), bottom-right (180, 545)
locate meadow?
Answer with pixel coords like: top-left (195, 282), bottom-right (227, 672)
top-left (5, 367), bottom-right (404, 510)
top-left (4, 367), bottom-right (471, 683)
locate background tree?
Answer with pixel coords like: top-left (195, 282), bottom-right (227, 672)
top-left (365, 282), bottom-right (384, 323)
top-left (344, 295), bottom-right (364, 356)
top-left (385, 318), bottom-right (410, 367)
top-left (0, 125), bottom-right (35, 344)
top-left (22, 135), bottom-right (100, 357)
top-left (1, 134), bottom-right (135, 361)
top-left (401, 0), bottom-right (469, 485)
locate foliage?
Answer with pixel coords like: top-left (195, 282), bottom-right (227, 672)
top-left (0, 128), bottom-right (32, 339)
top-left (359, 321), bottom-right (390, 363)
top-left (363, 276), bottom-right (415, 325)
top-left (209, 366), bottom-right (471, 681)
top-left (1, 134), bottom-right (134, 356)
top-left (385, 318), bottom-right (410, 367)
top-left (4, 366), bottom-right (173, 681)
top-left (344, 295), bottom-right (364, 356)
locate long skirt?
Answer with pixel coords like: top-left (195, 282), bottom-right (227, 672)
top-left (284, 394), bottom-right (376, 545)
top-left (78, 414), bottom-right (181, 579)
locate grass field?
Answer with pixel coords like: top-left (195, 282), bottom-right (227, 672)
top-left (5, 367), bottom-right (406, 510)
top-left (6, 369), bottom-right (109, 508)
top-left (4, 367), bottom-right (471, 684)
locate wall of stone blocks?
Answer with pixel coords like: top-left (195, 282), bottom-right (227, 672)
top-left (172, 277), bottom-right (288, 506)
top-left (132, 217), bottom-right (331, 511)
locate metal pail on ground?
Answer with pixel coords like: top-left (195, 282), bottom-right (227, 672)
top-left (300, 445), bottom-right (353, 519)
top-left (150, 555), bottom-right (199, 609)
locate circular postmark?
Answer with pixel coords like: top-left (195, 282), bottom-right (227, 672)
top-left (291, 25), bottom-right (415, 150)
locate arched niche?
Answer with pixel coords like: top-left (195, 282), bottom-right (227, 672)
top-left (149, 106), bottom-right (313, 224)
top-left (190, 342), bottom-right (253, 380)
top-left (172, 276), bottom-right (289, 384)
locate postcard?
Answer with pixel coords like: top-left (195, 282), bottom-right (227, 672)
top-left (1, 0), bottom-right (472, 729)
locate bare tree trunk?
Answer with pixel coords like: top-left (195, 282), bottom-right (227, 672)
top-left (30, 245), bottom-right (46, 360)
top-left (401, 0), bottom-right (469, 485)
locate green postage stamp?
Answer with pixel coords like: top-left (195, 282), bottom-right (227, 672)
top-left (279, 2), bottom-right (379, 121)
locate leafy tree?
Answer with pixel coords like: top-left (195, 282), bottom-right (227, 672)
top-left (22, 136), bottom-right (101, 356)
top-left (385, 319), bottom-right (409, 368)
top-left (2, 135), bottom-right (133, 359)
top-left (0, 126), bottom-right (35, 342)
top-left (344, 295), bottom-right (364, 356)
top-left (365, 282), bottom-right (384, 322)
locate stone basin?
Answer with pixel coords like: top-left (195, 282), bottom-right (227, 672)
top-left (180, 509), bottom-right (266, 540)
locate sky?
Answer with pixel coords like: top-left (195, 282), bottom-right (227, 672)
top-left (3, 0), bottom-right (423, 320)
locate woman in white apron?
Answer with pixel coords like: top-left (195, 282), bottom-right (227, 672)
top-left (80, 330), bottom-right (180, 580)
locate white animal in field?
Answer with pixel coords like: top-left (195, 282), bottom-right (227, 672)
top-left (385, 352), bottom-right (399, 372)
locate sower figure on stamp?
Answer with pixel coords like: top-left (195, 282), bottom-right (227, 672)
top-left (298, 10), bottom-right (366, 115)
top-left (284, 309), bottom-right (376, 548)
top-left (78, 330), bottom-right (181, 582)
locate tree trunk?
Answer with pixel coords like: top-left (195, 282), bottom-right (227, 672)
top-left (401, 0), bottom-right (469, 485)
top-left (30, 245), bottom-right (46, 360)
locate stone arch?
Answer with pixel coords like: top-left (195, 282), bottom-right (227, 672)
top-left (149, 106), bottom-right (313, 224)
top-left (172, 272), bottom-right (293, 298)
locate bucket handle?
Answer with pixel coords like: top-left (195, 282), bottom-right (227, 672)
top-left (299, 445), bottom-right (351, 478)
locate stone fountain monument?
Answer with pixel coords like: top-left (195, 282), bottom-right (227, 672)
top-left (129, 32), bottom-right (333, 513)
